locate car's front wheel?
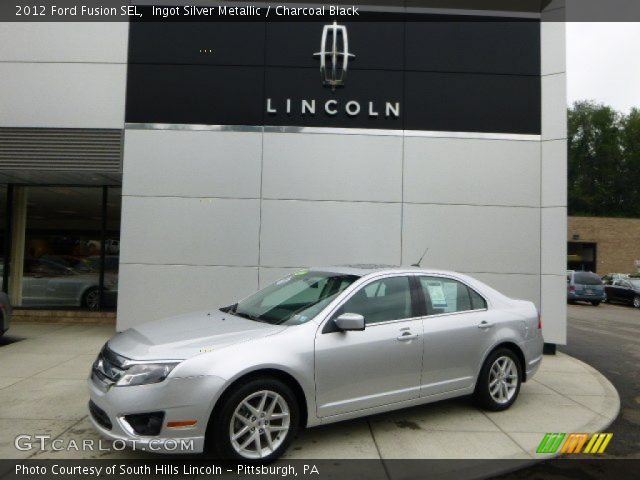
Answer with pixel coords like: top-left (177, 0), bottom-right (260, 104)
top-left (82, 287), bottom-right (100, 311)
top-left (474, 348), bottom-right (522, 411)
top-left (633, 296), bottom-right (640, 308)
top-left (591, 301), bottom-right (601, 306)
top-left (207, 377), bottom-right (299, 461)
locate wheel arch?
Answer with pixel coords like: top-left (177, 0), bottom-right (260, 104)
top-left (479, 341), bottom-right (527, 383)
top-left (209, 368), bottom-right (309, 429)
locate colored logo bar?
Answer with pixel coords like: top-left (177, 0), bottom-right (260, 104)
top-left (537, 433), bottom-right (613, 454)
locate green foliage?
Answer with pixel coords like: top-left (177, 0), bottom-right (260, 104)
top-left (568, 101), bottom-right (640, 217)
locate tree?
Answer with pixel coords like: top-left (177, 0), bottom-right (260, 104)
top-left (568, 101), bottom-right (640, 217)
top-left (620, 108), bottom-right (640, 217)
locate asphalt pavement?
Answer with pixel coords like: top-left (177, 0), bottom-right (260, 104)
top-left (560, 302), bottom-right (640, 458)
top-left (494, 302), bottom-right (640, 480)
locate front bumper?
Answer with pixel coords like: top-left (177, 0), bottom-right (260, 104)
top-left (87, 373), bottom-right (226, 454)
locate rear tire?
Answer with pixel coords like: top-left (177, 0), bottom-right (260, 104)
top-left (474, 348), bottom-right (522, 411)
top-left (206, 377), bottom-right (299, 461)
top-left (633, 296), bottom-right (640, 309)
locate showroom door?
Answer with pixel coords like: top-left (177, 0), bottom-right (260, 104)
top-left (314, 275), bottom-right (423, 418)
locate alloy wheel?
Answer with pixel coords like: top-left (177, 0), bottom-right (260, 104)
top-left (229, 390), bottom-right (290, 459)
top-left (634, 296), bottom-right (640, 308)
top-left (85, 289), bottom-right (100, 311)
top-left (488, 356), bottom-right (518, 404)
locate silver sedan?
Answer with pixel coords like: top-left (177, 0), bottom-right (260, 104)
top-left (88, 265), bottom-right (543, 460)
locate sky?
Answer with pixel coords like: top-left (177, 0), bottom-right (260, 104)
top-left (567, 22), bottom-right (640, 113)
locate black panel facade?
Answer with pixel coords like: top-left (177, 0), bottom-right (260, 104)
top-left (129, 21), bottom-right (266, 66)
top-left (126, 14), bottom-right (541, 134)
top-left (126, 65), bottom-right (264, 125)
top-left (405, 19), bottom-right (540, 75)
top-left (405, 72), bottom-right (541, 134)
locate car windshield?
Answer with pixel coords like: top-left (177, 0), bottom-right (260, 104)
top-left (573, 272), bottom-right (603, 285)
top-left (630, 279), bottom-right (640, 288)
top-left (224, 271), bottom-right (359, 326)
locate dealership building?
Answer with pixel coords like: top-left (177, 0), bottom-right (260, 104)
top-left (0, 1), bottom-right (568, 346)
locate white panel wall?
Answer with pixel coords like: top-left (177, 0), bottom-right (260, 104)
top-left (404, 137), bottom-right (540, 207)
top-left (260, 200), bottom-right (402, 267)
top-left (262, 133), bottom-right (403, 202)
top-left (540, 5), bottom-right (568, 344)
top-left (120, 196), bottom-right (260, 266)
top-left (402, 204), bottom-right (540, 275)
top-left (120, 129), bottom-right (566, 341)
top-left (118, 265), bottom-right (258, 328)
top-left (0, 22), bottom-right (127, 129)
top-left (0, 22), bottom-right (128, 63)
top-left (123, 130), bottom-right (262, 198)
top-left (470, 273), bottom-right (541, 309)
top-left (0, 63), bottom-right (126, 129)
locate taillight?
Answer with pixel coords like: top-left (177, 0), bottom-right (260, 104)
top-left (568, 285), bottom-right (576, 292)
top-left (537, 311), bottom-right (542, 329)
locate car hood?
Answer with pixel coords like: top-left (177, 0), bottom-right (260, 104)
top-left (107, 309), bottom-right (286, 361)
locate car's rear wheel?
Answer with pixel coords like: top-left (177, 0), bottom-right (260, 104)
top-left (474, 348), bottom-right (522, 411)
top-left (633, 296), bottom-right (640, 308)
top-left (207, 377), bottom-right (299, 461)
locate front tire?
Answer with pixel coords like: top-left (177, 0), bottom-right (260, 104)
top-left (633, 296), bottom-right (640, 309)
top-left (591, 301), bottom-right (601, 306)
top-left (474, 348), bottom-right (522, 411)
top-left (82, 287), bottom-right (100, 310)
top-left (207, 377), bottom-right (299, 461)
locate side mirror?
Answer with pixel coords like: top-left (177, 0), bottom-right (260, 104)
top-left (334, 313), bottom-right (365, 331)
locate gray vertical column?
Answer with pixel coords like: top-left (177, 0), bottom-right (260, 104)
top-left (540, 1), bottom-right (568, 345)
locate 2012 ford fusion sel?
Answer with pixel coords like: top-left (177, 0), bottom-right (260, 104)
top-left (88, 265), bottom-right (543, 460)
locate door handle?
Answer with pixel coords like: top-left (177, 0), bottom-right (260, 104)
top-left (478, 321), bottom-right (494, 330)
top-left (397, 332), bottom-right (419, 341)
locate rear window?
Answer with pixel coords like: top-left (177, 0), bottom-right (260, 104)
top-left (573, 272), bottom-right (603, 286)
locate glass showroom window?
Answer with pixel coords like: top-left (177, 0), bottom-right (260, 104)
top-left (10, 186), bottom-right (121, 310)
top-left (0, 184), bottom-right (6, 293)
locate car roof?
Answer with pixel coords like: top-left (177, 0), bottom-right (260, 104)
top-left (308, 264), bottom-right (460, 277)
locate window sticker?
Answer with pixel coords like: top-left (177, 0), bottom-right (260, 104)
top-left (427, 281), bottom-right (447, 307)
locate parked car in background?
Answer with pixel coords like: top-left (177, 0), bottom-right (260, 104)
top-left (604, 277), bottom-right (640, 308)
top-left (0, 291), bottom-right (11, 336)
top-left (567, 270), bottom-right (605, 306)
top-left (89, 265), bottom-right (543, 461)
top-left (601, 273), bottom-right (629, 285)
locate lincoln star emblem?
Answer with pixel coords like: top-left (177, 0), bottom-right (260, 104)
top-left (313, 21), bottom-right (355, 91)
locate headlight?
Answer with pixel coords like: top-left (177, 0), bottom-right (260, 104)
top-left (116, 363), bottom-right (179, 387)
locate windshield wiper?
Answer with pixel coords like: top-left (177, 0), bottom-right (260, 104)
top-left (228, 310), bottom-right (268, 323)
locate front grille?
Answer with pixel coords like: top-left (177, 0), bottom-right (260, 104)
top-left (89, 401), bottom-right (112, 430)
top-left (92, 345), bottom-right (127, 385)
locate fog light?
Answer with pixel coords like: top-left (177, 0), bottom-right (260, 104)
top-left (122, 412), bottom-right (165, 436)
